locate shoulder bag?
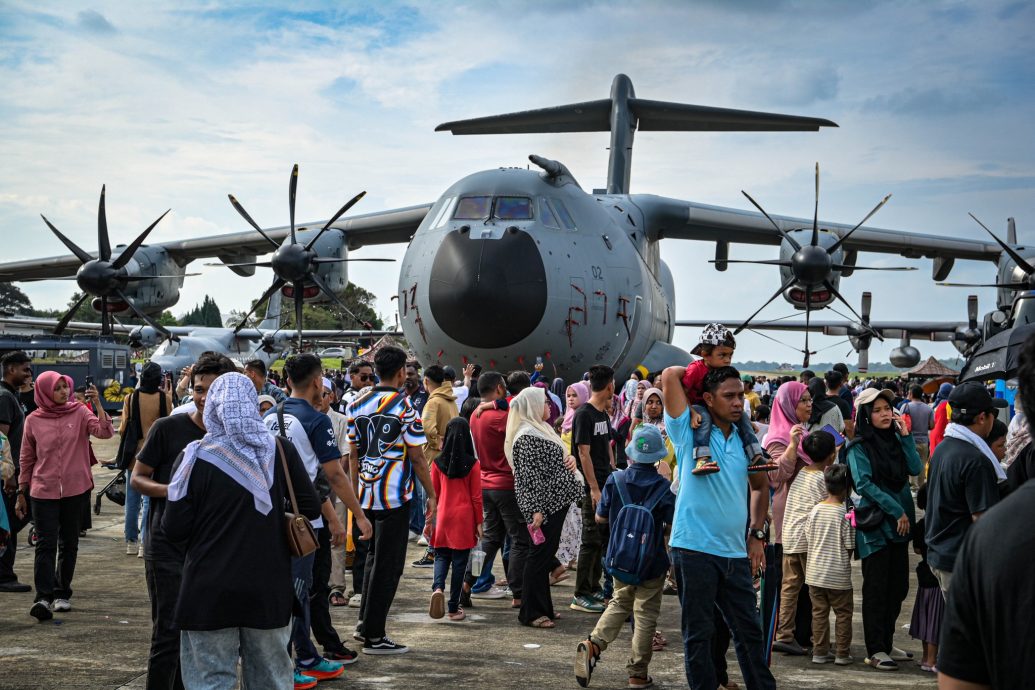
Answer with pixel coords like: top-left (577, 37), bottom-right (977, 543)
top-left (114, 392), bottom-right (141, 470)
top-left (275, 435), bottom-right (318, 558)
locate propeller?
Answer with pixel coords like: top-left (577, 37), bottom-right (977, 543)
top-left (40, 186), bottom-right (173, 338)
top-left (845, 292), bottom-right (877, 372)
top-left (223, 165), bottom-right (383, 348)
top-left (937, 215), bottom-right (1034, 290)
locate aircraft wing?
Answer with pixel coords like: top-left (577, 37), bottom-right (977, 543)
top-left (634, 195), bottom-right (1002, 273)
top-left (238, 328), bottom-right (402, 339)
top-left (675, 318), bottom-right (965, 341)
top-left (0, 203), bottom-right (433, 281)
top-left (0, 315), bottom-right (136, 334)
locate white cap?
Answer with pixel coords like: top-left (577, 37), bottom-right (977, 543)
top-left (322, 377), bottom-right (334, 391)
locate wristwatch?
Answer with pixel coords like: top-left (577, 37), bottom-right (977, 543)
top-left (748, 528), bottom-right (766, 541)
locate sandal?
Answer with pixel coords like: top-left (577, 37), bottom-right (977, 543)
top-left (574, 639), bottom-right (599, 687)
top-left (651, 630), bottom-right (667, 651)
top-left (550, 571), bottom-right (570, 586)
top-left (691, 459), bottom-right (720, 476)
top-left (529, 616), bottom-right (555, 628)
top-left (329, 591), bottom-right (349, 607)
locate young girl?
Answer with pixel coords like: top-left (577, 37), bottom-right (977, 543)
top-left (909, 485), bottom-right (943, 673)
top-left (429, 417), bottom-right (483, 622)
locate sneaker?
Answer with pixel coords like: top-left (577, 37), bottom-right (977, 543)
top-left (691, 458), bottom-right (720, 476)
top-left (352, 626), bottom-right (365, 643)
top-left (348, 593), bottom-right (362, 609)
top-left (138, 542), bottom-right (144, 558)
top-left (889, 646), bottom-right (914, 662)
top-left (864, 652), bottom-right (898, 671)
top-left (570, 595), bottom-right (606, 613)
top-left (408, 531), bottom-right (420, 542)
top-left (429, 589), bottom-right (446, 619)
top-left (811, 652), bottom-right (835, 664)
top-left (417, 534), bottom-right (429, 547)
top-left (29, 600), bottom-right (53, 622)
top-left (411, 553), bottom-right (434, 568)
top-left (52, 598), bottom-right (71, 612)
top-left (323, 645), bottom-right (359, 665)
top-left (0, 580), bottom-right (31, 593)
top-left (834, 655), bottom-right (855, 666)
top-left (589, 590), bottom-right (607, 603)
top-left (471, 586), bottom-right (508, 599)
top-left (772, 639), bottom-right (808, 656)
top-left (460, 589), bottom-right (473, 609)
top-left (574, 639), bottom-right (600, 688)
top-left (293, 670), bottom-right (318, 690)
top-left (362, 635), bottom-right (409, 655)
top-left (126, 540), bottom-right (137, 555)
top-left (296, 658), bottom-right (344, 681)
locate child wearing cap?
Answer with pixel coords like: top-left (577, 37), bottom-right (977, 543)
top-left (681, 323), bottom-right (775, 476)
top-left (574, 424), bottom-right (676, 689)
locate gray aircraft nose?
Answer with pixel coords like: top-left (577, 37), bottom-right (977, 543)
top-left (429, 228), bottom-right (548, 349)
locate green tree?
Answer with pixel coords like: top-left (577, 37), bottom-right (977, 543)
top-left (0, 283), bottom-right (32, 315)
top-left (180, 295), bottom-right (222, 327)
top-left (229, 283), bottom-right (384, 331)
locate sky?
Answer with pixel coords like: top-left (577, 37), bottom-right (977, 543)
top-left (1, 0), bottom-right (1033, 366)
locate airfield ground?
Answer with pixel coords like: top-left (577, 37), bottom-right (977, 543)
top-left (0, 436), bottom-right (937, 690)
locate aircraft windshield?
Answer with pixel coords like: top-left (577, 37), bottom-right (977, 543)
top-left (454, 196), bottom-right (492, 220)
top-left (154, 339), bottom-right (179, 357)
top-left (539, 198), bottom-right (560, 229)
top-left (552, 199), bottom-right (577, 230)
top-left (494, 197), bottom-right (532, 220)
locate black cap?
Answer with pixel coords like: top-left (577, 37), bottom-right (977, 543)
top-left (947, 382), bottom-right (1008, 416)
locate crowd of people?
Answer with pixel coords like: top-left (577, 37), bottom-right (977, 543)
top-left (1, 321), bottom-right (1033, 690)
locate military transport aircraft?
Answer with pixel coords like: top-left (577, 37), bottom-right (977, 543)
top-left (0, 74), bottom-right (1011, 380)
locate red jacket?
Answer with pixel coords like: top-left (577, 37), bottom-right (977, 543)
top-left (430, 461), bottom-right (482, 550)
top-left (470, 408), bottom-right (513, 490)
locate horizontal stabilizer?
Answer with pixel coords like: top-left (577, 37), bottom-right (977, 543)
top-left (436, 99), bottom-right (611, 134)
top-left (630, 99), bottom-right (837, 132)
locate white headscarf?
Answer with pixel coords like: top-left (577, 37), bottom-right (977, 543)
top-left (944, 422), bottom-right (1008, 481)
top-left (504, 387), bottom-right (565, 467)
top-left (167, 372), bottom-right (277, 515)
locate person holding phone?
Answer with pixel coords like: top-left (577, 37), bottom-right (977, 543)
top-left (846, 388), bottom-right (923, 672)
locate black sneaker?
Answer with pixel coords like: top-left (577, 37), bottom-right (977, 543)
top-left (324, 645), bottom-right (359, 665)
top-left (29, 601), bottom-right (53, 622)
top-left (460, 589), bottom-right (474, 609)
top-left (411, 553), bottom-right (434, 568)
top-left (0, 580), bottom-right (31, 593)
top-left (362, 635), bottom-right (409, 655)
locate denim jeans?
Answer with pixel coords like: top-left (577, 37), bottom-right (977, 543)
top-left (432, 547), bottom-right (470, 613)
top-left (409, 480), bottom-right (426, 535)
top-left (125, 479), bottom-right (150, 544)
top-left (289, 551), bottom-right (319, 662)
top-left (180, 625), bottom-right (291, 690)
top-left (671, 548), bottom-right (775, 690)
top-left (691, 405), bottom-right (762, 461)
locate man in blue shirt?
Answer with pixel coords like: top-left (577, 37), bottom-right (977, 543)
top-left (661, 365), bottom-right (775, 690)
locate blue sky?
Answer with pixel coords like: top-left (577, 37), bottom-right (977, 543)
top-left (1, 1), bottom-right (1033, 365)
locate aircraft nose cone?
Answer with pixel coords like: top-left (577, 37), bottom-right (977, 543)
top-left (429, 228), bottom-right (547, 349)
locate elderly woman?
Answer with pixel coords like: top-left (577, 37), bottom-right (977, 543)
top-left (163, 373), bottom-right (320, 689)
top-left (507, 387), bottom-right (583, 629)
top-left (847, 388), bottom-right (922, 671)
top-left (15, 372), bottom-right (113, 621)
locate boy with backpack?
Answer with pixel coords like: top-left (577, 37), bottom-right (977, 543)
top-left (574, 424), bottom-right (675, 689)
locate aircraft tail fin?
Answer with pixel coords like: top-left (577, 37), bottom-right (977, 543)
top-left (258, 286), bottom-right (282, 331)
top-left (435, 74), bottom-right (836, 195)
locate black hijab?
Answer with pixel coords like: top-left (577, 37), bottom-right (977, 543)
top-left (435, 417), bottom-right (478, 479)
top-left (138, 362), bottom-right (162, 394)
top-left (855, 399), bottom-right (907, 492)
top-left (808, 378), bottom-right (835, 425)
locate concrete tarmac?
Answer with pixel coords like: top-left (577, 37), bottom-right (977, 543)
top-left (0, 439), bottom-right (938, 690)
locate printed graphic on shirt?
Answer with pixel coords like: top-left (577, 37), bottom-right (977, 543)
top-left (347, 389), bottom-right (426, 511)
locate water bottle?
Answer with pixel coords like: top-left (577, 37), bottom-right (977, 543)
top-left (470, 548), bottom-right (485, 575)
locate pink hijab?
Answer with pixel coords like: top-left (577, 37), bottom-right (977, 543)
top-left (764, 381), bottom-right (807, 451)
top-left (562, 381), bottom-right (591, 434)
top-left (33, 371), bottom-right (80, 419)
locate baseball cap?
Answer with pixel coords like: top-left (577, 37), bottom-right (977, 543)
top-left (741, 374), bottom-right (754, 383)
top-left (625, 424), bottom-right (670, 464)
top-left (947, 382), bottom-right (1008, 416)
top-left (691, 323), bottom-right (735, 356)
top-left (855, 387), bottom-right (895, 408)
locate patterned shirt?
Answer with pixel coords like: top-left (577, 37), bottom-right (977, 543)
top-left (782, 468), bottom-right (828, 555)
top-left (347, 386), bottom-right (426, 511)
top-left (803, 501), bottom-right (856, 590)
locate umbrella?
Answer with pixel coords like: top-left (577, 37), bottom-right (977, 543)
top-left (958, 323), bottom-right (1035, 383)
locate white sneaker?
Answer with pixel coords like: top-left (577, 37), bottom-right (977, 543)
top-left (349, 593), bottom-right (362, 609)
top-left (137, 542), bottom-right (144, 558)
top-left (126, 540), bottom-right (137, 555)
top-left (811, 652), bottom-right (834, 664)
top-left (52, 598), bottom-right (71, 612)
top-left (470, 586), bottom-right (508, 600)
top-left (417, 534), bottom-right (429, 547)
top-left (834, 655), bottom-right (855, 666)
top-left (408, 531), bottom-right (420, 542)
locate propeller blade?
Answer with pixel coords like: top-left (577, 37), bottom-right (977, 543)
top-left (294, 281), bottom-right (305, 349)
top-left (114, 288), bottom-right (172, 340)
top-left (823, 279), bottom-right (883, 341)
top-left (734, 276), bottom-right (798, 335)
top-left (123, 273), bottom-right (201, 281)
top-left (811, 163), bottom-right (819, 248)
top-left (1008, 217), bottom-right (1017, 245)
top-left (308, 271), bottom-right (374, 329)
top-left (101, 298), bottom-right (112, 336)
top-left (310, 257), bottom-right (395, 264)
top-left (968, 295), bottom-right (978, 330)
top-left (969, 212), bottom-right (1035, 275)
top-left (112, 209), bottom-right (171, 269)
top-left (937, 281), bottom-right (1028, 288)
top-left (304, 190), bottom-right (367, 251)
top-left (740, 191), bottom-right (802, 252)
top-left (40, 215), bottom-right (92, 263)
top-left (98, 185), bottom-right (111, 261)
top-left (803, 287), bottom-right (812, 368)
top-left (832, 264), bottom-right (916, 271)
top-left (858, 346), bottom-right (869, 373)
top-left (53, 293), bottom-right (91, 336)
top-left (227, 195), bottom-right (280, 250)
top-left (203, 261), bottom-right (274, 268)
top-left (233, 278), bottom-right (286, 334)
top-left (707, 259), bottom-right (792, 267)
top-left (289, 164), bottom-right (299, 245)
top-left (861, 291), bottom-right (872, 326)
top-left (827, 194), bottom-right (892, 254)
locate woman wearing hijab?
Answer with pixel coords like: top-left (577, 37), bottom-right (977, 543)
top-left (507, 387), bottom-right (584, 629)
top-left (631, 388), bottom-right (675, 480)
top-left (14, 372), bottom-right (113, 621)
top-left (847, 388), bottom-right (922, 671)
top-left (561, 382), bottom-right (591, 453)
top-left (162, 373), bottom-right (320, 689)
top-left (558, 382), bottom-right (591, 568)
top-left (807, 378), bottom-right (845, 435)
top-left (624, 380), bottom-right (650, 424)
top-left (428, 418), bottom-right (482, 622)
top-left (122, 362), bottom-right (174, 556)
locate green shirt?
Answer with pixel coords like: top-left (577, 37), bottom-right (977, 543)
top-left (847, 435), bottom-right (923, 559)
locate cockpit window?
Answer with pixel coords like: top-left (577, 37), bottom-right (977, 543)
top-left (539, 198), bottom-right (560, 229)
top-left (551, 199), bottom-right (577, 230)
top-left (454, 196), bottom-right (492, 220)
top-left (494, 197), bottom-right (533, 220)
top-left (429, 196), bottom-right (456, 229)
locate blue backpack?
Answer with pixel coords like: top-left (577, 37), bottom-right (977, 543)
top-left (604, 471), bottom-right (670, 585)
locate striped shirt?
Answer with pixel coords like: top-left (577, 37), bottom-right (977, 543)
top-left (804, 501), bottom-right (856, 590)
top-left (346, 386), bottom-right (426, 511)
top-left (782, 469), bottom-right (827, 555)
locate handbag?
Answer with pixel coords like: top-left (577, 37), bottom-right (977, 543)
top-left (101, 470), bottom-right (127, 507)
top-left (115, 392), bottom-right (142, 470)
top-left (852, 501), bottom-right (885, 531)
top-left (275, 435), bottom-right (318, 558)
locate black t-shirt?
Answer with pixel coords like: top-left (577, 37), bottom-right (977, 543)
top-left (828, 395), bottom-right (852, 425)
top-left (137, 413), bottom-right (206, 562)
top-left (0, 381), bottom-right (26, 472)
top-left (925, 437), bottom-right (1001, 572)
top-left (939, 480), bottom-right (1035, 688)
top-left (572, 402), bottom-right (613, 491)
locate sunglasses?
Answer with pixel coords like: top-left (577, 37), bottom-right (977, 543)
top-left (356, 374), bottom-right (373, 381)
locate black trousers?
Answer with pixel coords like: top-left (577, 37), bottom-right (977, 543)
top-left (351, 516), bottom-right (369, 595)
top-left (144, 558), bottom-right (184, 690)
top-left (519, 507), bottom-right (567, 624)
top-left (31, 491), bottom-right (87, 602)
top-left (575, 495), bottom-right (610, 598)
top-left (311, 526), bottom-right (343, 652)
top-left (478, 489), bottom-right (529, 598)
top-left (357, 503), bottom-right (410, 641)
top-left (861, 540), bottom-right (910, 656)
